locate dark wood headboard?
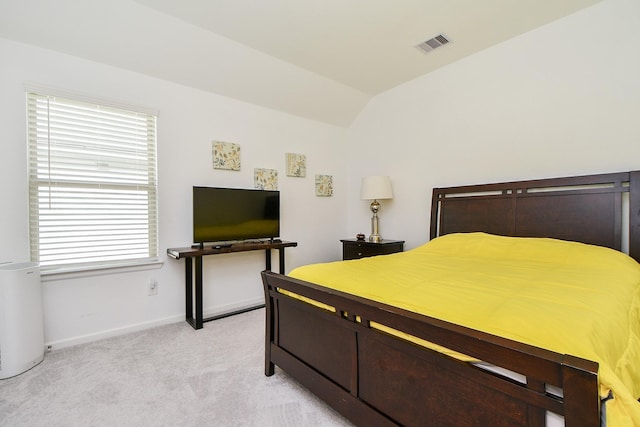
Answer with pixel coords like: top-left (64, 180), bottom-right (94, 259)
top-left (430, 171), bottom-right (640, 262)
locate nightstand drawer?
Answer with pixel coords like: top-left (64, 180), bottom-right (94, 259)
top-left (341, 239), bottom-right (404, 260)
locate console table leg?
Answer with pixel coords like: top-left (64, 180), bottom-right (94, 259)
top-left (265, 249), bottom-right (272, 271)
top-left (195, 256), bottom-right (203, 329)
top-left (279, 248), bottom-right (285, 274)
top-left (185, 258), bottom-right (193, 325)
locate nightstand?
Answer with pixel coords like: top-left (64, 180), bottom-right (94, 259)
top-left (341, 239), bottom-right (405, 260)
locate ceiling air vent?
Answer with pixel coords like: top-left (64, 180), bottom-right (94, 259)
top-left (416, 34), bottom-right (450, 54)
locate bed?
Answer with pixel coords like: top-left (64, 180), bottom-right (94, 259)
top-left (261, 170), bottom-right (640, 427)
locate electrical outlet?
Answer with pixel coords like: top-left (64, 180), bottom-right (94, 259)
top-left (148, 279), bottom-right (158, 296)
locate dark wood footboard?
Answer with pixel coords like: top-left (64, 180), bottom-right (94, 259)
top-left (262, 270), bottom-right (600, 427)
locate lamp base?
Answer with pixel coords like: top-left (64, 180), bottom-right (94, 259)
top-left (369, 205), bottom-right (381, 243)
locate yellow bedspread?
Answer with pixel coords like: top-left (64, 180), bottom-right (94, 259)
top-left (289, 232), bottom-right (640, 427)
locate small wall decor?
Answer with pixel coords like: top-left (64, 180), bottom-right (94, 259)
top-left (315, 174), bottom-right (333, 197)
top-left (254, 168), bottom-right (278, 190)
top-left (286, 153), bottom-right (306, 177)
top-left (212, 140), bottom-right (241, 171)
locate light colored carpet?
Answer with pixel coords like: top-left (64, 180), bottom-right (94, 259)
top-left (0, 308), bottom-right (354, 427)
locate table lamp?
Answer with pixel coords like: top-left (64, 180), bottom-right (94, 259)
top-left (360, 176), bottom-right (393, 243)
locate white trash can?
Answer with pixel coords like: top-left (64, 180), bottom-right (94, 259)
top-left (0, 262), bottom-right (45, 379)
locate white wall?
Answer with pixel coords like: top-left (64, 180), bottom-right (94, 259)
top-left (346, 0), bottom-right (640, 250)
top-left (0, 38), bottom-right (348, 348)
top-left (3, 0), bottom-right (638, 349)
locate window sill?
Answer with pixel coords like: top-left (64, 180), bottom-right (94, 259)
top-left (41, 258), bottom-right (164, 282)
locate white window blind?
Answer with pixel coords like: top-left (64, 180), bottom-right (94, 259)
top-left (27, 92), bottom-right (158, 270)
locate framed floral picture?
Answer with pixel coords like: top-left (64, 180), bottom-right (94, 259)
top-left (254, 168), bottom-right (278, 190)
top-left (286, 153), bottom-right (306, 177)
top-left (212, 141), bottom-right (241, 171)
top-left (315, 174), bottom-right (333, 197)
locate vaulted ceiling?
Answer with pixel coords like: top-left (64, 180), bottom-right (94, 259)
top-left (0, 0), bottom-right (601, 126)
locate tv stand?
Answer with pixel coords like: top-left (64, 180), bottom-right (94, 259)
top-left (167, 240), bottom-right (297, 330)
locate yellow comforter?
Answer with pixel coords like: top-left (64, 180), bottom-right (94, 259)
top-left (289, 232), bottom-right (640, 426)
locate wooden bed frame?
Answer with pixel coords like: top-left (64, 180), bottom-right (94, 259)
top-left (261, 170), bottom-right (640, 427)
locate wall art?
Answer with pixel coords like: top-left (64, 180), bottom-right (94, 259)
top-left (254, 168), bottom-right (278, 190)
top-left (286, 153), bottom-right (306, 177)
top-left (212, 140), bottom-right (241, 171)
top-left (315, 174), bottom-right (333, 197)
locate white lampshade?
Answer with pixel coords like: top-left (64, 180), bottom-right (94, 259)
top-left (361, 176), bottom-right (393, 200)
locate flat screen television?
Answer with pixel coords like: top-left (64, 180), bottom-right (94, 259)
top-left (193, 187), bottom-right (280, 245)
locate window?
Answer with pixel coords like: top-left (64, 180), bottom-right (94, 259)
top-left (27, 91), bottom-right (158, 272)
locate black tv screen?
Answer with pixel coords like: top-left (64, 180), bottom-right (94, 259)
top-left (193, 187), bottom-right (280, 244)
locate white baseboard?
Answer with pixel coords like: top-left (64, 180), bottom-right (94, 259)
top-left (45, 297), bottom-right (265, 350)
top-left (45, 314), bottom-right (183, 350)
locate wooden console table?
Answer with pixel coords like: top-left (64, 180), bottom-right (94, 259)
top-left (167, 240), bottom-right (297, 329)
